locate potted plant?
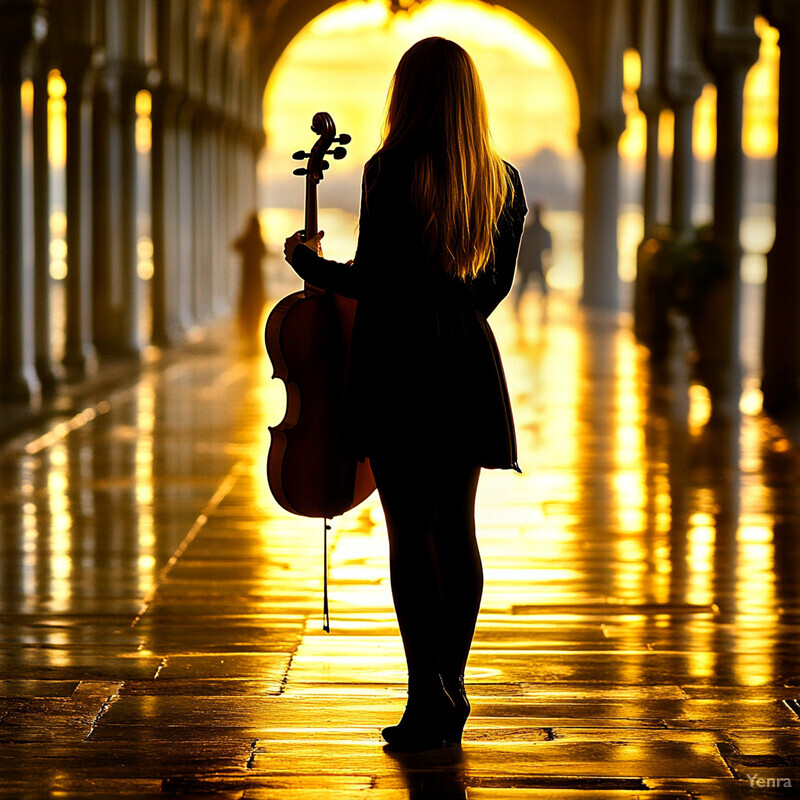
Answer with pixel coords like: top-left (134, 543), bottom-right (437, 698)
top-left (635, 224), bottom-right (728, 377)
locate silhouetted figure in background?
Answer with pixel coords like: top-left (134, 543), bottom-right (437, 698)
top-left (233, 212), bottom-right (267, 350)
top-left (513, 202), bottom-right (551, 314)
top-left (283, 37), bottom-right (526, 751)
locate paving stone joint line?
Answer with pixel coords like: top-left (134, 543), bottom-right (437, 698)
top-left (84, 693), bottom-right (122, 742)
top-left (131, 463), bottom-right (246, 627)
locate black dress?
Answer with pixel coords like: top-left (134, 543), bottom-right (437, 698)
top-left (290, 149), bottom-right (527, 470)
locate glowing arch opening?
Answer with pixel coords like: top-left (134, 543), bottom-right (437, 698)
top-left (260, 0), bottom-right (584, 291)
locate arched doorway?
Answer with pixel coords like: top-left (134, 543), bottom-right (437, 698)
top-left (258, 0), bottom-right (583, 298)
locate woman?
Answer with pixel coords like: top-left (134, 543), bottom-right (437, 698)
top-left (232, 211), bottom-right (267, 350)
top-left (284, 37), bottom-right (526, 750)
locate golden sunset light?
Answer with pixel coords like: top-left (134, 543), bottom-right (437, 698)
top-left (135, 90), bottom-right (152, 154)
top-left (266, 1), bottom-right (778, 182)
top-left (658, 108), bottom-right (674, 159)
top-left (694, 84), bottom-right (717, 161)
top-left (261, 0), bottom-right (780, 296)
top-left (263, 0), bottom-right (580, 177)
top-left (617, 15), bottom-right (778, 163)
top-left (618, 49), bottom-right (644, 161)
top-left (47, 69), bottom-right (67, 169)
top-left (261, 0), bottom-right (584, 288)
top-left (744, 15), bottom-right (779, 158)
top-left (21, 79), bottom-right (34, 119)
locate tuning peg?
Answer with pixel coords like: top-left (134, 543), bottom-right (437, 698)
top-left (292, 150), bottom-right (309, 161)
top-left (321, 160), bottom-right (330, 170)
top-left (293, 167), bottom-right (307, 176)
top-left (336, 133), bottom-right (351, 145)
top-left (329, 146), bottom-right (347, 160)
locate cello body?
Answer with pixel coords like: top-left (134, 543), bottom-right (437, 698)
top-left (265, 113), bottom-right (375, 518)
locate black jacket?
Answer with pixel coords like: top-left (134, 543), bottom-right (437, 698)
top-left (291, 149), bottom-right (527, 469)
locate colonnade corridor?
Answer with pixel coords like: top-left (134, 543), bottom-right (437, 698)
top-left (0, 293), bottom-right (798, 798)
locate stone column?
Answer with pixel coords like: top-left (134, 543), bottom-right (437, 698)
top-left (61, 47), bottom-right (100, 376)
top-left (177, 97), bottom-right (197, 331)
top-left (91, 67), bottom-right (146, 357)
top-left (633, 101), bottom-right (664, 345)
top-left (636, 0), bottom-right (665, 238)
top-left (33, 49), bottom-right (59, 393)
top-left (236, 127), bottom-right (249, 252)
top-left (0, 0), bottom-right (46, 404)
top-left (576, 0), bottom-right (627, 311)
top-left (663, 0), bottom-right (708, 237)
top-left (205, 112), bottom-right (224, 318)
top-left (579, 115), bottom-right (624, 310)
top-left (231, 122), bottom-right (249, 303)
top-left (250, 129), bottom-right (263, 214)
top-left (118, 74), bottom-right (143, 354)
top-left (151, 85), bottom-right (187, 345)
top-left (91, 65), bottom-right (142, 357)
top-left (91, 68), bottom-right (121, 354)
top-left (221, 119), bottom-right (237, 309)
top-left (641, 103), bottom-right (661, 237)
top-left (703, 21), bottom-right (759, 415)
top-left (212, 115), bottom-right (229, 317)
top-left (669, 97), bottom-right (699, 236)
top-left (92, 0), bottom-right (155, 357)
top-left (191, 110), bottom-right (211, 324)
top-left (762, 0), bottom-right (800, 414)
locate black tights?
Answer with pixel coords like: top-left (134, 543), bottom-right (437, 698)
top-left (370, 453), bottom-right (483, 693)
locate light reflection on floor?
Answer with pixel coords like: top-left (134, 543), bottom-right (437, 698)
top-left (0, 292), bottom-right (798, 795)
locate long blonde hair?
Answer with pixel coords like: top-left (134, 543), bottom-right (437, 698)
top-left (379, 37), bottom-right (511, 281)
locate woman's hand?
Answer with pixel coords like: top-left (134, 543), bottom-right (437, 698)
top-left (284, 230), bottom-right (324, 265)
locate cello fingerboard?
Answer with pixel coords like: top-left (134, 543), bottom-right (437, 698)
top-left (304, 181), bottom-right (318, 241)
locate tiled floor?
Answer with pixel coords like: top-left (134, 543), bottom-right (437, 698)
top-left (0, 295), bottom-right (798, 798)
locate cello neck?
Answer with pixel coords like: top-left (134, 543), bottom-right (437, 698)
top-left (304, 181), bottom-right (318, 241)
top-left (292, 111), bottom-right (348, 273)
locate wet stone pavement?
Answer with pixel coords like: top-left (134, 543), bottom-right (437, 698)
top-left (0, 296), bottom-right (798, 798)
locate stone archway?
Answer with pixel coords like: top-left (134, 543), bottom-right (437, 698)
top-left (249, 0), bottom-right (629, 310)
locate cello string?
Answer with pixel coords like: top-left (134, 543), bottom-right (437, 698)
top-left (323, 518), bottom-right (331, 632)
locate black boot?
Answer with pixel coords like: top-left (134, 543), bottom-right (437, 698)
top-left (382, 676), bottom-right (457, 751)
top-left (441, 675), bottom-right (470, 744)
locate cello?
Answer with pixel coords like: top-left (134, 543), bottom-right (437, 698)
top-left (265, 114), bottom-right (375, 625)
